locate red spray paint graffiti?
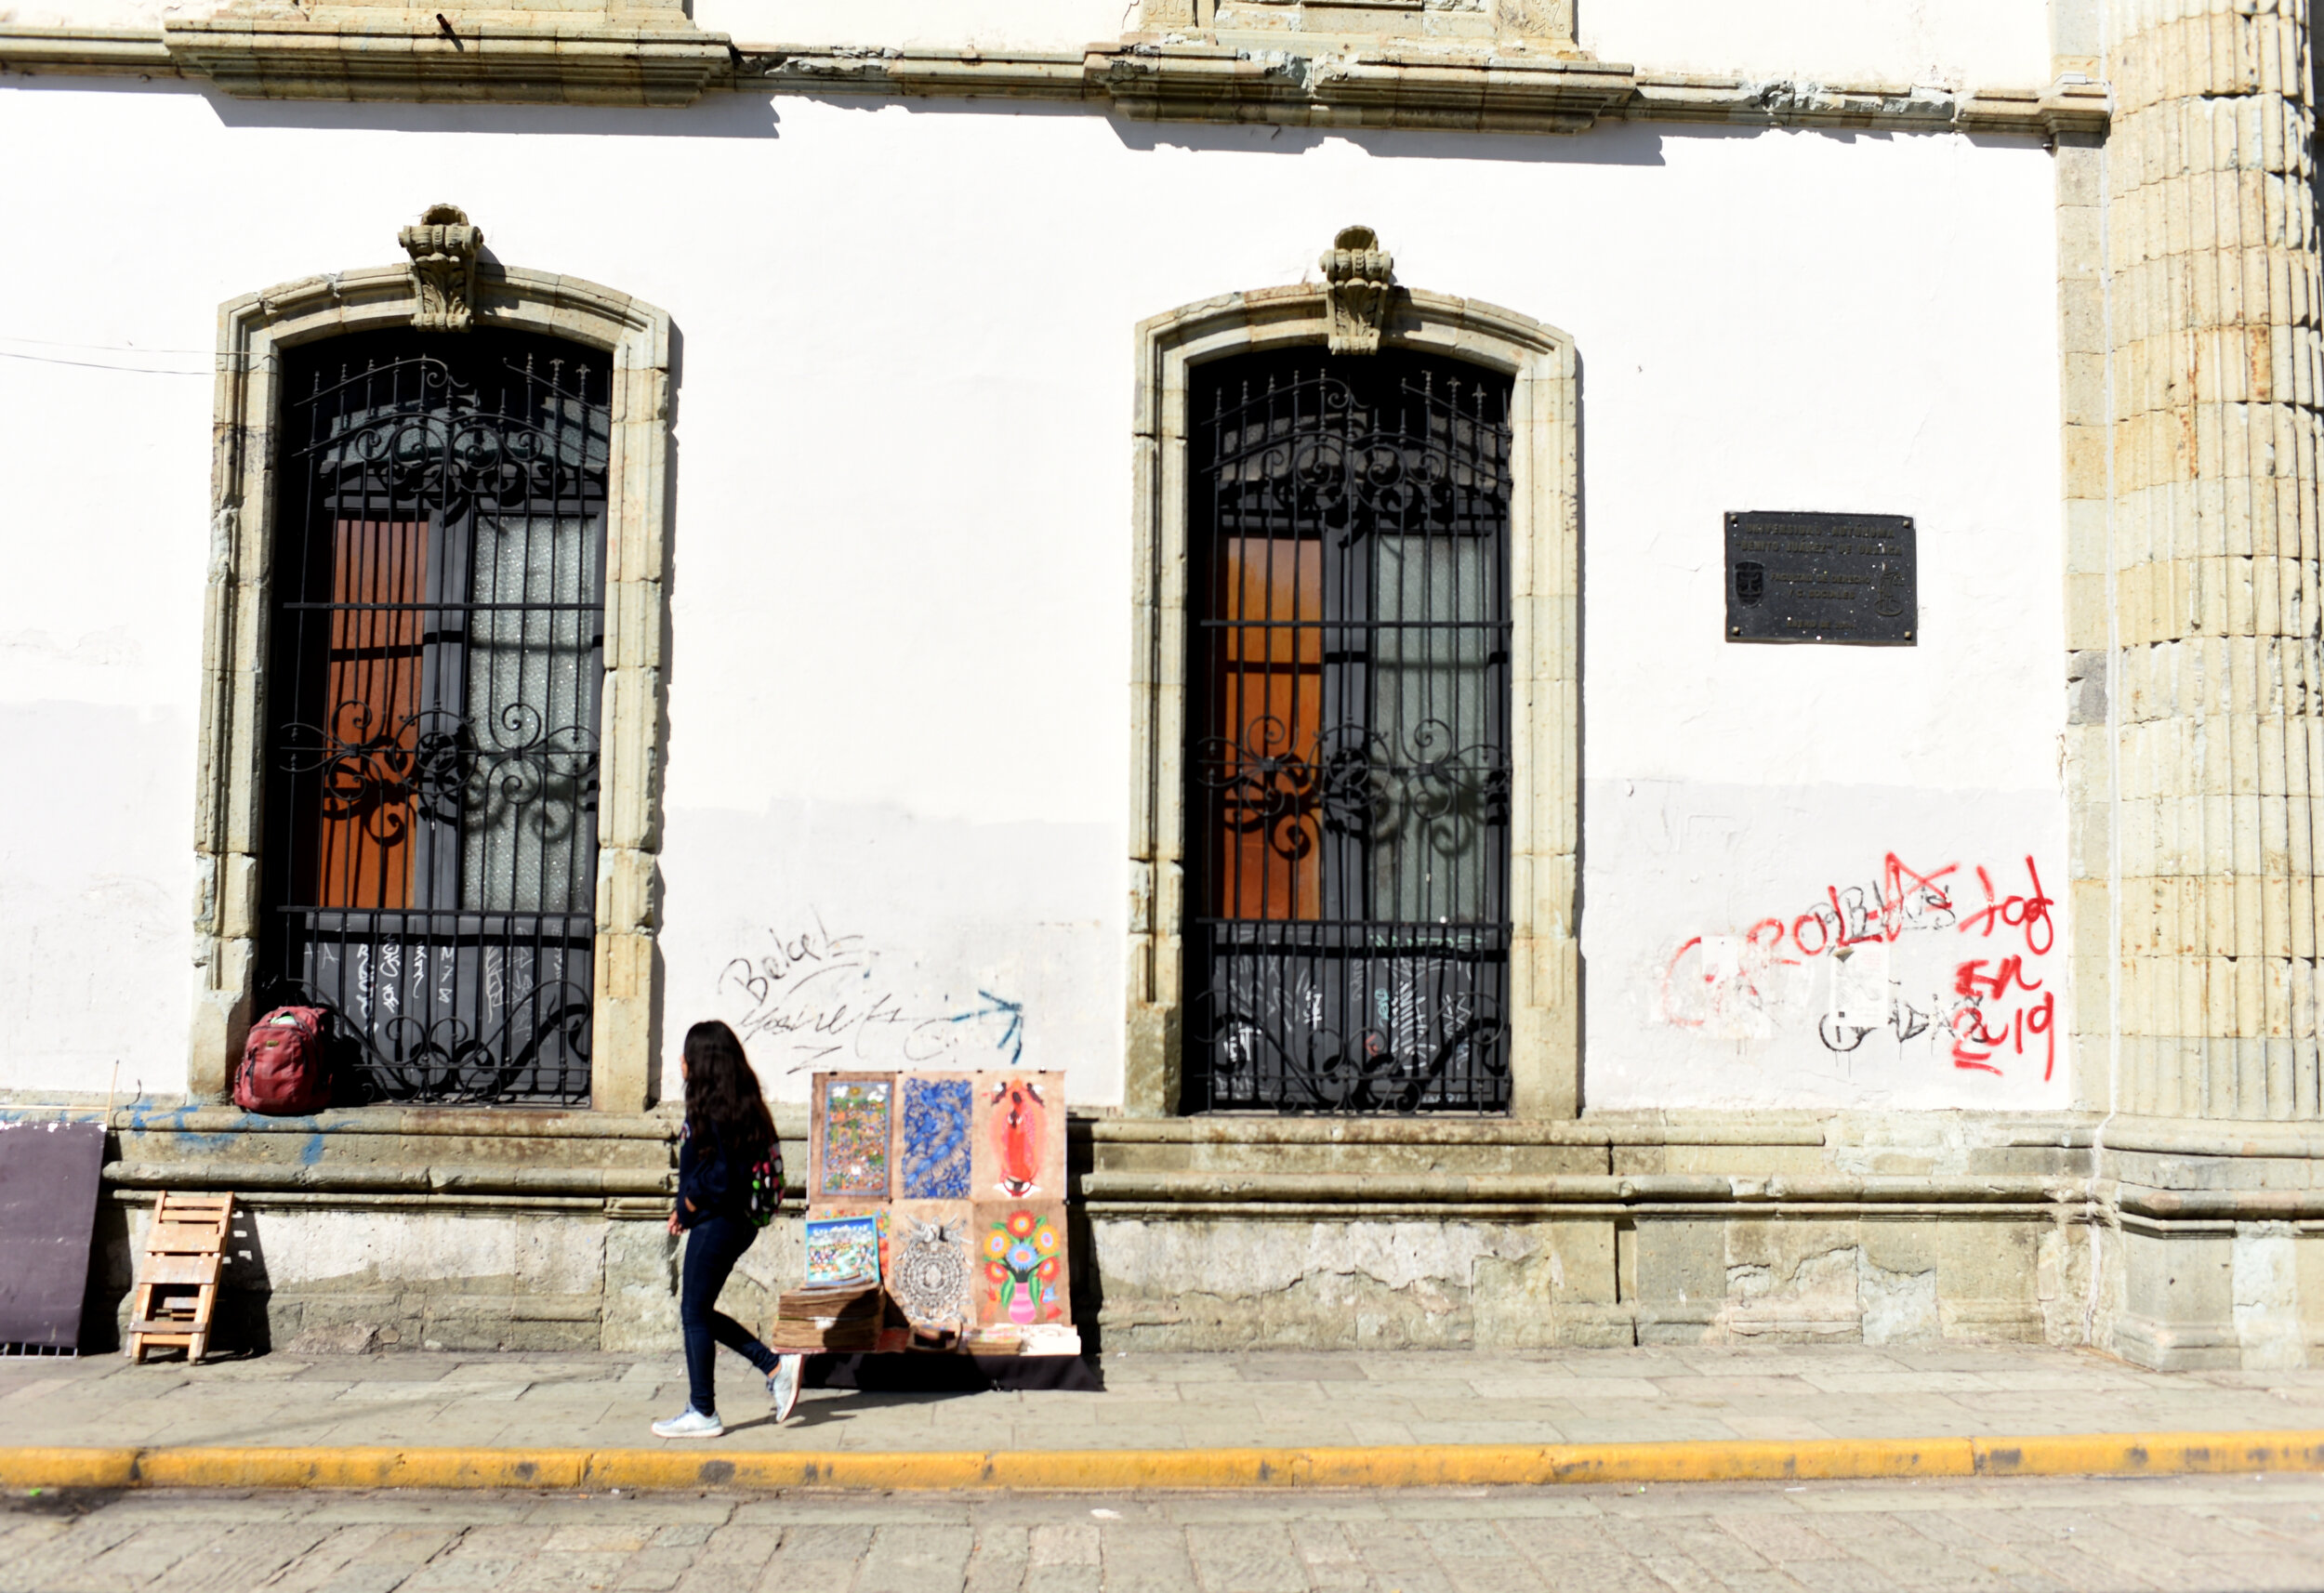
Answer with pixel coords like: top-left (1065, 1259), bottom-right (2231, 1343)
top-left (1658, 854), bottom-right (2057, 1080)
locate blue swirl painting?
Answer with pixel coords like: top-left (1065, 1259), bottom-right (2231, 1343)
top-left (901, 1077), bottom-right (972, 1199)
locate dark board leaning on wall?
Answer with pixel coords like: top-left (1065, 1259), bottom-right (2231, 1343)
top-left (0, 1120), bottom-right (105, 1349)
top-left (1725, 511), bottom-right (1916, 645)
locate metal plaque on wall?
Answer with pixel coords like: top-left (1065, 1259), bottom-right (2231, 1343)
top-left (1724, 511), bottom-right (1916, 645)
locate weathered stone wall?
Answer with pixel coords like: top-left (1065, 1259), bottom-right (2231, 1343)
top-left (1079, 1115), bottom-right (2110, 1353)
top-left (8, 1103), bottom-right (2316, 1364)
top-left (1088, 1215), bottom-right (2088, 1351)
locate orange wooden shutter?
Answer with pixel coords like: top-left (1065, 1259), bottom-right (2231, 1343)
top-left (1215, 536), bottom-right (1322, 921)
top-left (314, 519), bottom-right (428, 910)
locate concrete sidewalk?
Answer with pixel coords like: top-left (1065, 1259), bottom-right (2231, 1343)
top-left (3, 1342), bottom-right (2319, 1456)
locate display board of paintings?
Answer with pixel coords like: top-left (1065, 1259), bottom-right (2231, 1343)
top-left (803, 1069), bottom-right (1073, 1353)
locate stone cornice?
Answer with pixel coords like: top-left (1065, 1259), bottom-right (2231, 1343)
top-left (0, 21), bottom-right (2110, 135)
top-left (0, 24), bottom-right (172, 72)
top-left (165, 12), bottom-right (728, 105)
top-left (741, 43), bottom-right (2109, 138)
top-left (7, 1099), bottom-right (2317, 1224)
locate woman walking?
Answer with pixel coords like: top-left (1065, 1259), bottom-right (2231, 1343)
top-left (652, 1020), bottom-right (804, 1439)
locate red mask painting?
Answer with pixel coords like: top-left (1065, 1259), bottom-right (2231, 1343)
top-left (988, 1078), bottom-right (1047, 1198)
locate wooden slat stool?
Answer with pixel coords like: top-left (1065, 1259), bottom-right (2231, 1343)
top-left (125, 1191), bottom-right (234, 1363)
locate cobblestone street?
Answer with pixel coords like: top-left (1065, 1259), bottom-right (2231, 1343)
top-left (7, 1474), bottom-right (2323, 1593)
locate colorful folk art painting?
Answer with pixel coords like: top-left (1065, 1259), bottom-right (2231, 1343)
top-left (979, 1205), bottom-right (1064, 1326)
top-left (808, 1205), bottom-right (892, 1281)
top-left (815, 1075), bottom-right (891, 1201)
top-left (803, 1213), bottom-right (881, 1285)
top-left (889, 1205), bottom-right (975, 1329)
top-left (977, 1073), bottom-right (1058, 1199)
top-left (900, 1076), bottom-right (972, 1200)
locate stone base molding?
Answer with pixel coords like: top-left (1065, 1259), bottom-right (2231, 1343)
top-left (0, 20), bottom-right (2108, 135)
top-left (0, 1099), bottom-right (2312, 1365)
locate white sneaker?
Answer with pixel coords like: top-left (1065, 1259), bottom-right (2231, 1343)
top-left (767, 1355), bottom-right (802, 1424)
top-left (651, 1407), bottom-right (723, 1440)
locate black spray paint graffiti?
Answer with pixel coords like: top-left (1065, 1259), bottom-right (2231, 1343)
top-left (716, 913), bottom-right (1025, 1072)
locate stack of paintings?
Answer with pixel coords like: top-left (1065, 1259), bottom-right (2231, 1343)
top-left (803, 1069), bottom-right (1073, 1354)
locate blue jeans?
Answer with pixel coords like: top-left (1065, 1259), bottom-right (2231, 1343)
top-left (680, 1214), bottom-right (777, 1416)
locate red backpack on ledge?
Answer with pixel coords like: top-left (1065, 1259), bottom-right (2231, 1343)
top-left (234, 1007), bottom-right (333, 1115)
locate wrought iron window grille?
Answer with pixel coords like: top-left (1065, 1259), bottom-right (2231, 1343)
top-left (1183, 349), bottom-right (1516, 1114)
top-left (257, 329), bottom-right (611, 1106)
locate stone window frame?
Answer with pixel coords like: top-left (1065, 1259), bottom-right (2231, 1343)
top-left (1123, 276), bottom-right (1579, 1119)
top-left (191, 246), bottom-right (672, 1112)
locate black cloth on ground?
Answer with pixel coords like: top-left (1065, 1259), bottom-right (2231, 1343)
top-left (802, 1353), bottom-right (1103, 1393)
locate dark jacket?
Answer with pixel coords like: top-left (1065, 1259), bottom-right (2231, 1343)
top-left (676, 1121), bottom-right (762, 1230)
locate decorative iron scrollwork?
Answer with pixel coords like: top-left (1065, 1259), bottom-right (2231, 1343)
top-left (1192, 718), bottom-right (1511, 865)
top-left (1201, 949), bottom-right (1510, 1114)
top-left (1186, 349), bottom-right (1514, 1114)
top-left (261, 328), bottom-right (610, 1107)
top-left (1211, 375), bottom-right (1505, 542)
top-left (277, 704), bottom-right (601, 846)
top-left (299, 354), bottom-right (606, 520)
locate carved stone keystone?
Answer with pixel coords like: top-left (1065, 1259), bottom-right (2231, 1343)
top-left (1321, 225), bottom-right (1394, 355)
top-left (399, 204), bottom-right (483, 332)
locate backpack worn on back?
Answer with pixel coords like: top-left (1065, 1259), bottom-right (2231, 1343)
top-left (747, 1142), bottom-right (785, 1228)
top-left (235, 1007), bottom-right (332, 1115)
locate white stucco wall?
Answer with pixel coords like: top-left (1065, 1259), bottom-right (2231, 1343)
top-left (0, 82), bottom-right (2063, 1112)
top-left (1579, 0), bottom-right (2053, 88)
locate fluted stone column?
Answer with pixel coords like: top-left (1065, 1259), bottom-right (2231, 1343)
top-left (2097, 0), bottom-right (2324, 1368)
top-left (2108, 0), bottom-right (2324, 1122)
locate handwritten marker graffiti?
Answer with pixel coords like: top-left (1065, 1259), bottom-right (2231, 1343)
top-left (715, 914), bottom-right (1027, 1073)
top-left (1657, 853), bottom-right (2059, 1081)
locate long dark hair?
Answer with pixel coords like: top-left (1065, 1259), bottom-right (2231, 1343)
top-left (682, 1020), bottom-right (773, 1159)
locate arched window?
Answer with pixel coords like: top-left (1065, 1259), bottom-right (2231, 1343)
top-left (1124, 236), bottom-right (1578, 1119)
top-left (193, 209), bottom-right (673, 1111)
top-left (260, 328), bottom-right (612, 1104)
top-left (1182, 349), bottom-right (1514, 1112)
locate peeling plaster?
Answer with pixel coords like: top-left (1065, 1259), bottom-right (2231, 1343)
top-left (2234, 1223), bottom-right (2307, 1371)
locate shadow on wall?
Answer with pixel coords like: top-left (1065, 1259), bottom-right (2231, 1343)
top-left (1105, 112), bottom-right (2039, 165)
top-left (185, 78), bottom-right (787, 138)
top-left (84, 1195), bottom-right (276, 1359)
top-left (1103, 110), bottom-right (1672, 165)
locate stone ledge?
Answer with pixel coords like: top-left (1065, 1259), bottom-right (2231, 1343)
top-left (0, 25), bottom-right (177, 74)
top-left (0, 22), bottom-right (2108, 135)
top-left (738, 43), bottom-right (2106, 138)
top-left (1624, 73), bottom-right (2109, 138)
top-left (103, 1158), bottom-right (675, 1197)
top-left (161, 14), bottom-right (730, 105)
top-left (1081, 1169), bottom-right (2086, 1206)
top-left (20, 1103), bottom-right (680, 1139)
top-left (1088, 1112), bottom-right (1830, 1146)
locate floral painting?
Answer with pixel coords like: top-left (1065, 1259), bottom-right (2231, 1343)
top-left (979, 1205), bottom-right (1064, 1325)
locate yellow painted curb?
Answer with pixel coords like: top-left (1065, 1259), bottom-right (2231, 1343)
top-left (2, 1432), bottom-right (2320, 1494)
